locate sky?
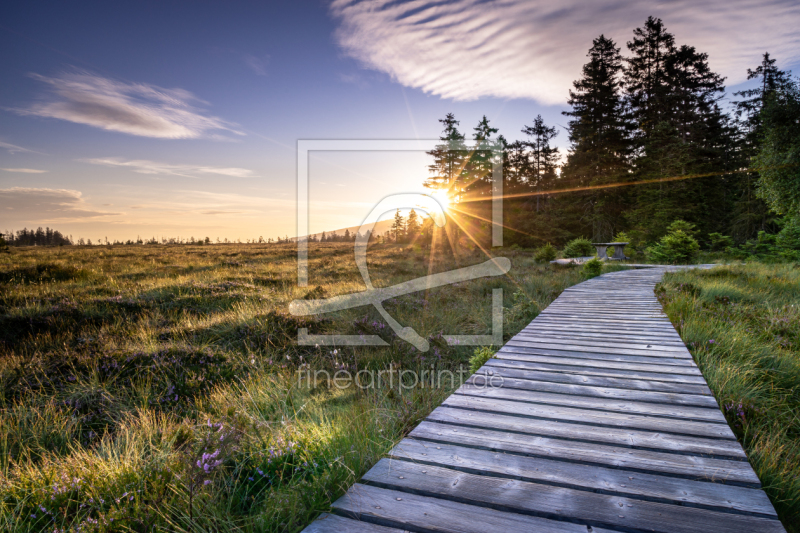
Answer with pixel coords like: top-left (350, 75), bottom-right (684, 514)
top-left (1, 0), bottom-right (799, 242)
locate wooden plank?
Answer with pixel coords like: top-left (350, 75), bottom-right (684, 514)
top-left (456, 382), bottom-right (727, 423)
top-left (523, 324), bottom-right (684, 339)
top-left (442, 394), bottom-right (736, 440)
top-left (423, 409), bottom-right (746, 459)
top-left (539, 311), bottom-right (671, 321)
top-left (504, 340), bottom-right (693, 360)
top-left (389, 440), bottom-right (776, 516)
top-left (479, 362), bottom-right (714, 396)
top-left (515, 331), bottom-right (688, 349)
top-left (333, 484), bottom-right (606, 533)
top-left (521, 329), bottom-right (686, 345)
top-left (303, 514), bottom-right (407, 533)
top-left (531, 317), bottom-right (676, 329)
top-left (487, 357), bottom-right (709, 383)
top-left (470, 370), bottom-right (718, 407)
top-left (363, 460), bottom-right (784, 533)
top-left (499, 346), bottom-right (696, 367)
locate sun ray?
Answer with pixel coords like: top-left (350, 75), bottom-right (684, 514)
top-left (458, 164), bottom-right (798, 204)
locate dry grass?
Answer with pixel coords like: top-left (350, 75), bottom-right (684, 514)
top-left (0, 242), bottom-right (585, 532)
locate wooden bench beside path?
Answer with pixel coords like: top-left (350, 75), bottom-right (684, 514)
top-left (302, 266), bottom-right (786, 533)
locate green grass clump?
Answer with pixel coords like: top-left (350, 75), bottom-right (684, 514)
top-left (0, 242), bottom-right (584, 531)
top-left (469, 346), bottom-right (497, 374)
top-left (657, 263), bottom-right (800, 530)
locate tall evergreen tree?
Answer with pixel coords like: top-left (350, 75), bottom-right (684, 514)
top-left (521, 115), bottom-right (559, 213)
top-left (625, 17), bottom-right (676, 142)
top-left (624, 17), bottom-right (732, 242)
top-left (466, 115), bottom-right (500, 196)
top-left (730, 53), bottom-right (792, 239)
top-left (391, 209), bottom-right (406, 243)
top-left (562, 35), bottom-right (631, 240)
top-left (425, 113), bottom-right (467, 199)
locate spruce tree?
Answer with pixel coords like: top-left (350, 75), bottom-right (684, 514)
top-left (562, 35), bottom-right (631, 240)
top-left (730, 53), bottom-right (792, 239)
top-left (425, 113), bottom-right (467, 199)
top-left (521, 115), bottom-right (559, 214)
top-left (624, 17), bottom-right (732, 242)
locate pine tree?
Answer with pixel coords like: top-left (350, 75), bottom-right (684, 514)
top-left (521, 115), bottom-right (559, 212)
top-left (466, 115), bottom-right (500, 196)
top-left (624, 17), bottom-right (732, 242)
top-left (407, 209), bottom-right (420, 241)
top-left (426, 113), bottom-right (467, 199)
top-left (730, 53), bottom-right (792, 239)
top-left (562, 35), bottom-right (631, 240)
top-left (391, 209), bottom-right (406, 243)
top-left (625, 17), bottom-right (676, 142)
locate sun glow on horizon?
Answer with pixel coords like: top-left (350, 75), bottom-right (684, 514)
top-left (430, 189), bottom-right (451, 211)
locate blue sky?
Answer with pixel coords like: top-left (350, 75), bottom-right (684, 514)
top-left (1, 0), bottom-right (799, 241)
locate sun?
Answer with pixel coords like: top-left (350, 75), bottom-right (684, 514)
top-left (430, 189), bottom-right (451, 211)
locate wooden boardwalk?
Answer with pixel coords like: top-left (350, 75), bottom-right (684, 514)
top-left (303, 267), bottom-right (785, 533)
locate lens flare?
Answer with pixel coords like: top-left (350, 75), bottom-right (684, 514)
top-left (430, 189), bottom-right (451, 211)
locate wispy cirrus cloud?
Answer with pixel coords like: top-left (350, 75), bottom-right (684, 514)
top-left (0, 187), bottom-right (120, 222)
top-left (15, 72), bottom-right (243, 139)
top-left (82, 157), bottom-right (257, 178)
top-left (330, 0), bottom-right (800, 104)
top-left (1, 168), bottom-right (48, 173)
top-left (0, 141), bottom-right (41, 154)
top-left (243, 54), bottom-right (270, 76)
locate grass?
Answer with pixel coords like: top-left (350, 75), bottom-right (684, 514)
top-left (0, 242), bottom-right (588, 532)
top-left (657, 262), bottom-right (800, 531)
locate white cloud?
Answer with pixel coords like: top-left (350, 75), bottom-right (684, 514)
top-left (244, 54), bottom-right (269, 76)
top-left (0, 141), bottom-right (39, 154)
top-left (0, 187), bottom-right (120, 221)
top-left (1, 168), bottom-right (48, 173)
top-left (330, 0), bottom-right (800, 104)
top-left (16, 72), bottom-right (243, 139)
top-left (83, 157), bottom-right (257, 178)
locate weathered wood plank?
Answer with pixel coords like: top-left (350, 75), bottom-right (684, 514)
top-left (333, 484), bottom-right (608, 533)
top-left (478, 362), bottom-right (715, 396)
top-left (389, 440), bottom-right (776, 516)
top-left (363, 460), bottom-right (784, 533)
top-left (303, 513), bottom-right (407, 533)
top-left (512, 334), bottom-right (689, 352)
top-left (498, 348), bottom-right (698, 370)
top-left (523, 324), bottom-right (684, 340)
top-left (470, 370), bottom-right (718, 407)
top-left (491, 355), bottom-right (708, 383)
top-left (455, 382), bottom-right (727, 422)
top-left (503, 341), bottom-right (694, 361)
top-left (487, 357), bottom-right (709, 383)
top-left (422, 409), bottom-right (747, 459)
top-left (442, 394), bottom-right (736, 440)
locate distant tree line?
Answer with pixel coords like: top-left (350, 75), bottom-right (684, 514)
top-left (426, 16), bottom-right (800, 255)
top-left (4, 227), bottom-right (73, 246)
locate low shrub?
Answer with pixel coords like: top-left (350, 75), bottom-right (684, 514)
top-left (469, 346), bottom-right (496, 374)
top-left (534, 243), bottom-right (557, 262)
top-left (707, 232), bottom-right (734, 251)
top-left (647, 227), bottom-right (700, 264)
top-left (777, 217), bottom-right (800, 260)
top-left (563, 237), bottom-right (595, 258)
top-left (582, 257), bottom-right (603, 278)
